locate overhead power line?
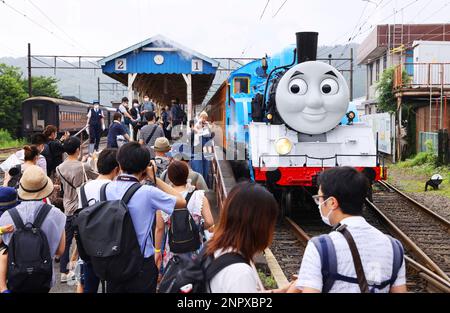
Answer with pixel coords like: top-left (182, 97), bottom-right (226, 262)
top-left (260, 0), bottom-right (271, 20)
top-left (272, 0), bottom-right (289, 18)
top-left (26, 0), bottom-right (90, 54)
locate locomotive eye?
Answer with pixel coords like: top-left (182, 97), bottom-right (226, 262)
top-left (320, 78), bottom-right (339, 95)
top-left (288, 78), bottom-right (307, 95)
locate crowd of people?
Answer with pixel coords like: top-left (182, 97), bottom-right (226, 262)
top-left (0, 99), bottom-right (407, 294)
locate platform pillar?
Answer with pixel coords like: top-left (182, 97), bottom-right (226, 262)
top-left (182, 73), bottom-right (193, 121)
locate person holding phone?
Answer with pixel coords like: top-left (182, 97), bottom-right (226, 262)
top-left (42, 125), bottom-right (70, 177)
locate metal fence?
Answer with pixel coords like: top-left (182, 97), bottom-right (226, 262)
top-left (394, 63), bottom-right (450, 89)
top-left (418, 132), bottom-right (439, 155)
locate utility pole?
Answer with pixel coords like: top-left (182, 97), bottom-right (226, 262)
top-left (27, 43), bottom-right (32, 97)
top-left (350, 48), bottom-right (354, 101)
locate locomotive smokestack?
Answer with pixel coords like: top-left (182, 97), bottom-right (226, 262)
top-left (296, 32), bottom-right (318, 64)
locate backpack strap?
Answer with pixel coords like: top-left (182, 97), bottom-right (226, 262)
top-left (388, 236), bottom-right (404, 284)
top-left (145, 125), bottom-right (158, 145)
top-left (33, 204), bottom-right (52, 229)
top-left (336, 224), bottom-right (369, 293)
top-left (161, 170), bottom-right (168, 182)
top-left (122, 183), bottom-right (142, 204)
top-left (185, 191), bottom-right (195, 204)
top-left (204, 253), bottom-right (248, 282)
top-left (8, 207), bottom-right (25, 231)
top-left (99, 183), bottom-right (109, 202)
top-left (57, 167), bottom-right (77, 190)
top-left (80, 184), bottom-right (89, 208)
top-left (310, 234), bottom-right (338, 293)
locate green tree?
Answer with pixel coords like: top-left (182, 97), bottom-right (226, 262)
top-left (22, 76), bottom-right (60, 98)
top-left (0, 64), bottom-right (27, 135)
top-left (376, 66), bottom-right (410, 113)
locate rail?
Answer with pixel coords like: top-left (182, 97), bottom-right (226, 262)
top-left (365, 197), bottom-right (450, 282)
top-left (379, 181), bottom-right (450, 228)
top-left (394, 63), bottom-right (450, 90)
top-left (211, 145), bottom-right (230, 212)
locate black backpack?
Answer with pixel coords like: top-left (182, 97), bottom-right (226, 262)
top-left (168, 191), bottom-right (201, 254)
top-left (159, 246), bottom-right (248, 293)
top-left (74, 182), bottom-right (145, 283)
top-left (7, 204), bottom-right (53, 293)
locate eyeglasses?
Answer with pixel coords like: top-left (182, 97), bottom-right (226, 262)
top-left (312, 194), bottom-right (330, 205)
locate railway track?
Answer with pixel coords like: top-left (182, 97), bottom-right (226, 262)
top-left (367, 180), bottom-right (450, 282)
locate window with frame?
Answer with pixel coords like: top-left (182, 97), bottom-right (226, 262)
top-left (375, 59), bottom-right (380, 82)
top-left (369, 63), bottom-right (374, 86)
top-left (233, 77), bottom-right (250, 94)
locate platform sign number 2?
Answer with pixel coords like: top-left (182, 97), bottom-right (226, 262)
top-left (192, 59), bottom-right (203, 72)
top-left (115, 58), bottom-right (127, 71)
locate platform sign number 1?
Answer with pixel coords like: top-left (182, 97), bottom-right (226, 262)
top-left (115, 58), bottom-right (127, 71)
top-left (192, 59), bottom-right (203, 72)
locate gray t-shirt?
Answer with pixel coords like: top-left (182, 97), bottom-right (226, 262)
top-left (0, 201), bottom-right (66, 287)
top-left (56, 160), bottom-right (98, 216)
top-left (139, 124), bottom-right (164, 158)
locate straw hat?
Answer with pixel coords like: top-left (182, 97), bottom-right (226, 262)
top-left (153, 137), bottom-right (171, 152)
top-left (18, 165), bottom-right (54, 200)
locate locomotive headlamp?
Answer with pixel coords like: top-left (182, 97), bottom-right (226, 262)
top-left (275, 138), bottom-right (293, 155)
top-left (267, 114), bottom-right (273, 120)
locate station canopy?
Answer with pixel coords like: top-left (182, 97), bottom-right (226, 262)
top-left (98, 35), bottom-right (219, 109)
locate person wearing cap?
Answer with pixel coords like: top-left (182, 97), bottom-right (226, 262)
top-left (86, 101), bottom-right (105, 156)
top-left (152, 137), bottom-right (171, 177)
top-left (0, 166), bottom-right (66, 293)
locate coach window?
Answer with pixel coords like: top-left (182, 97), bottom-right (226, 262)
top-left (233, 77), bottom-right (250, 94)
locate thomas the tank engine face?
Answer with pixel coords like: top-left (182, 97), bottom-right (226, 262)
top-left (275, 61), bottom-right (350, 135)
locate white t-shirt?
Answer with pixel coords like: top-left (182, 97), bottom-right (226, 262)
top-left (118, 104), bottom-right (127, 114)
top-left (77, 179), bottom-right (111, 208)
top-left (208, 248), bottom-right (264, 293)
top-left (296, 216), bottom-right (406, 293)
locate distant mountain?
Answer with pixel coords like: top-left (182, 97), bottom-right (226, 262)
top-left (0, 57), bottom-right (126, 106)
top-left (1, 43), bottom-right (366, 107)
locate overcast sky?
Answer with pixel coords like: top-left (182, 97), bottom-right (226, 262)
top-left (1, 0), bottom-right (450, 59)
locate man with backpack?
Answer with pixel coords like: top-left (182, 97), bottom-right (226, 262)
top-left (287, 167), bottom-right (407, 293)
top-left (0, 166), bottom-right (66, 293)
top-left (74, 149), bottom-right (120, 293)
top-left (75, 142), bottom-right (186, 293)
top-left (139, 111), bottom-right (164, 159)
top-left (56, 137), bottom-right (98, 283)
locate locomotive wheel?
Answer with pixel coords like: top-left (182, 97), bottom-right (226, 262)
top-left (281, 190), bottom-right (293, 218)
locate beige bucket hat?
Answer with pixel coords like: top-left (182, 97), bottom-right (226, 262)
top-left (153, 137), bottom-right (171, 152)
top-left (18, 165), bottom-right (54, 200)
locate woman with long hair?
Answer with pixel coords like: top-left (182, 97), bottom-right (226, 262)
top-left (205, 182), bottom-right (278, 293)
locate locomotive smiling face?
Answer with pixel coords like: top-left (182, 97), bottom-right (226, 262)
top-left (275, 61), bottom-right (350, 135)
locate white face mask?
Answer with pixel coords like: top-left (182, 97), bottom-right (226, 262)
top-left (134, 104), bottom-right (139, 108)
top-left (318, 198), bottom-right (333, 226)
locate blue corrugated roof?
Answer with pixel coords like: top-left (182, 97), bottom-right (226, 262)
top-left (99, 34), bottom-right (219, 75)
